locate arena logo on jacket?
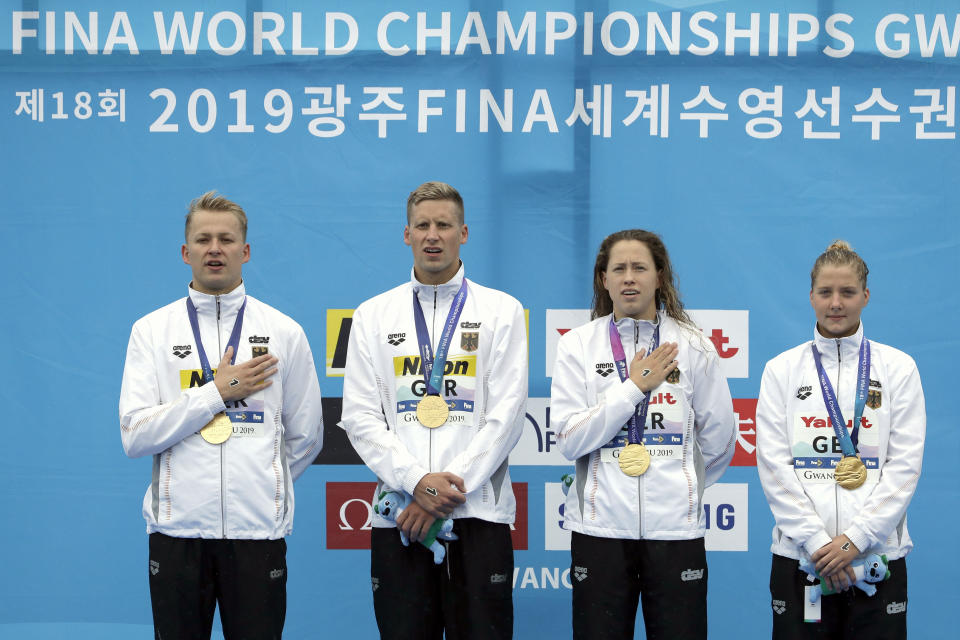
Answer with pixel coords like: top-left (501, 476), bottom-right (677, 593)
top-left (179, 367), bottom-right (266, 438)
top-left (545, 309), bottom-right (749, 379)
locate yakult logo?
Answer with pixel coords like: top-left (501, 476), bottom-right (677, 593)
top-left (687, 310), bottom-right (750, 379)
top-left (801, 416), bottom-right (873, 430)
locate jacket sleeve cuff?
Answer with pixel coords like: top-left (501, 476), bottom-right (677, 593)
top-left (622, 379), bottom-right (646, 408)
top-left (402, 465), bottom-right (429, 496)
top-left (842, 525), bottom-right (872, 555)
top-left (802, 531), bottom-right (833, 557)
top-left (200, 381), bottom-right (227, 416)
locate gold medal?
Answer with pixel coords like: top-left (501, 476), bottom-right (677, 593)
top-left (416, 395), bottom-right (449, 429)
top-left (835, 455), bottom-right (867, 490)
top-left (200, 412), bottom-right (233, 444)
top-left (618, 443), bottom-right (651, 477)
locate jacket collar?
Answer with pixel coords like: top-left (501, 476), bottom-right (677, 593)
top-left (812, 321), bottom-right (864, 364)
top-left (187, 282), bottom-right (247, 316)
top-left (411, 263), bottom-right (466, 301)
top-left (610, 310), bottom-right (662, 346)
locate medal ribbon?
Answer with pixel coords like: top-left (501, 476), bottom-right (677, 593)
top-left (186, 296), bottom-right (247, 385)
top-left (810, 338), bottom-right (871, 456)
top-left (412, 280), bottom-right (468, 396)
top-left (609, 318), bottom-right (660, 446)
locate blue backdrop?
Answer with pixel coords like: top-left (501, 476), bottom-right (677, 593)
top-left (2, 1), bottom-right (957, 637)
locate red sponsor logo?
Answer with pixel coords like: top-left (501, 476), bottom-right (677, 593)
top-left (511, 483), bottom-right (528, 550)
top-left (326, 481), bottom-right (377, 549)
top-left (326, 481), bottom-right (530, 550)
top-left (731, 398), bottom-right (757, 466)
top-left (707, 328), bottom-right (740, 359)
top-left (801, 416), bottom-right (873, 429)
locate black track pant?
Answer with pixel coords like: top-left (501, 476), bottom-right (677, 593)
top-left (570, 532), bottom-right (708, 640)
top-left (769, 553), bottom-right (907, 640)
top-left (148, 533), bottom-right (287, 640)
top-left (371, 518), bottom-right (514, 640)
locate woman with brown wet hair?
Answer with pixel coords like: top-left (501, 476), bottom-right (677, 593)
top-left (551, 229), bottom-right (736, 639)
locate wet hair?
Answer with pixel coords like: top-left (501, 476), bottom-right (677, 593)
top-left (810, 240), bottom-right (868, 290)
top-left (591, 229), bottom-right (693, 327)
top-left (406, 181), bottom-right (464, 224)
top-left (185, 191), bottom-right (248, 241)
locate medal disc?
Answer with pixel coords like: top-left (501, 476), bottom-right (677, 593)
top-left (618, 443), bottom-right (651, 477)
top-left (416, 395), bottom-right (449, 429)
top-left (835, 455), bottom-right (867, 489)
top-left (200, 412), bottom-right (233, 444)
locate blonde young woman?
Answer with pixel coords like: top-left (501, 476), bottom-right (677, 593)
top-left (757, 240), bottom-right (925, 639)
top-left (551, 229), bottom-right (736, 639)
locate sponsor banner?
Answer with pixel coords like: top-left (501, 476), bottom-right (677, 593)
top-left (732, 398), bottom-right (758, 466)
top-left (542, 482), bottom-right (748, 552)
top-left (545, 309), bottom-right (748, 379)
top-left (544, 482), bottom-right (570, 551)
top-left (326, 481), bottom-right (528, 550)
top-left (545, 309), bottom-right (591, 378)
top-left (513, 566), bottom-right (573, 590)
top-left (511, 482), bottom-right (529, 551)
top-left (514, 398), bottom-right (568, 466)
top-left (312, 397), bottom-right (365, 465)
top-left (326, 481), bottom-right (376, 549)
top-left (685, 310), bottom-right (750, 379)
top-left (703, 483), bottom-right (749, 551)
top-left (326, 309), bottom-right (354, 377)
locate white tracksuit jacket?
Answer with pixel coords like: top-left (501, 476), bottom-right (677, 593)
top-left (119, 284), bottom-right (323, 539)
top-left (756, 323), bottom-right (925, 561)
top-left (339, 266), bottom-right (528, 527)
top-left (551, 312), bottom-right (736, 539)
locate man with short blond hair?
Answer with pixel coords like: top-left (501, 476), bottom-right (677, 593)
top-left (341, 181), bottom-right (528, 639)
top-left (120, 191), bottom-right (323, 639)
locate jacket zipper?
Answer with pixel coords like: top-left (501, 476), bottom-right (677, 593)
top-left (833, 338), bottom-right (841, 538)
top-left (634, 320), bottom-right (645, 537)
top-left (429, 286), bottom-right (438, 473)
top-left (217, 295), bottom-right (226, 539)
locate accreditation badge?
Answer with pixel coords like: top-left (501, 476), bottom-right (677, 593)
top-left (416, 395), bottom-right (449, 429)
top-left (200, 412), bottom-right (233, 444)
top-left (618, 443), bottom-right (651, 476)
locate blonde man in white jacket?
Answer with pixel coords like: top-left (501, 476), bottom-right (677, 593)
top-left (757, 240), bottom-right (924, 639)
top-left (340, 182), bottom-right (528, 640)
top-left (551, 229), bottom-right (736, 640)
top-left (119, 192), bottom-right (323, 639)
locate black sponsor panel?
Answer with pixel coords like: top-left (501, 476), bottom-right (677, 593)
top-left (311, 396), bottom-right (363, 465)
